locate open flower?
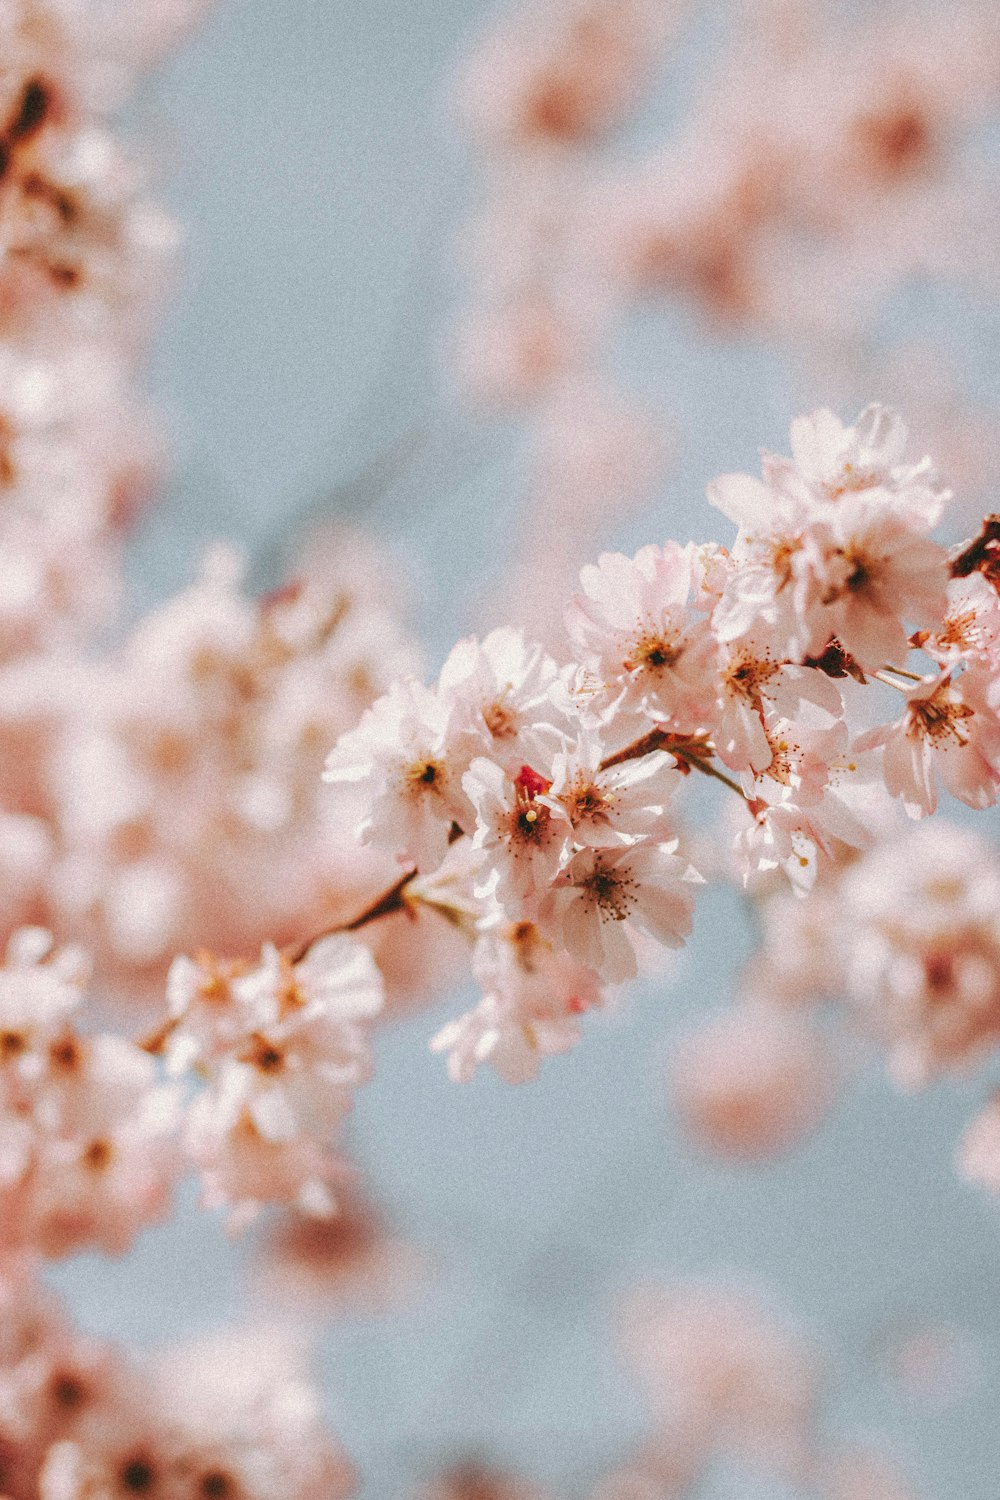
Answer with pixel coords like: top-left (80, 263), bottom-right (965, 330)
top-left (856, 668), bottom-right (1000, 816)
top-left (324, 678), bottom-right (468, 869)
top-left (799, 490), bottom-right (949, 669)
top-left (436, 626), bottom-right (567, 773)
top-left (546, 731), bottom-right (680, 846)
top-left (565, 543), bottom-right (716, 729)
top-left (463, 758), bottom-right (571, 912)
top-left (543, 840), bottom-right (701, 982)
top-left (709, 406), bottom-right (950, 668)
top-left (168, 936), bottom-right (383, 1224)
top-left (768, 404), bottom-right (938, 504)
top-left (713, 645), bottom-right (845, 775)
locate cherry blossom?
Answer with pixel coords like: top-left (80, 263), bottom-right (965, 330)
top-left (543, 839), bottom-right (701, 983)
top-left (252, 1181), bottom-right (427, 1316)
top-left (619, 1282), bottom-right (821, 1480)
top-left (856, 667), bottom-right (1000, 817)
top-left (546, 731), bottom-right (680, 846)
top-left (709, 407), bottom-right (950, 669)
top-left (668, 1005), bottom-right (840, 1161)
top-left (463, 758), bottom-right (571, 912)
top-left (164, 934), bottom-right (382, 1224)
top-left (437, 627), bottom-right (567, 773)
top-left (0, 929), bottom-right (180, 1258)
top-left (317, 406), bottom-right (1000, 1090)
top-left (431, 919), bottom-right (604, 1082)
top-left (38, 1326), bottom-right (354, 1500)
top-left (325, 677), bottom-right (467, 870)
top-left (921, 572), bottom-right (1000, 665)
top-left (454, 0), bottom-right (681, 156)
top-left (3, 0), bottom-right (1000, 1485)
top-left (565, 543), bottom-right (716, 729)
top-left (772, 404), bottom-right (938, 503)
top-left (840, 821), bottom-right (1000, 1088)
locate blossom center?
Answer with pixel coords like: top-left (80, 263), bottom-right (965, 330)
top-left (561, 770), bottom-right (613, 825)
top-left (724, 652), bottom-right (780, 706)
top-left (857, 104), bottom-right (932, 178)
top-left (482, 695), bottom-right (518, 738)
top-left (405, 758), bottom-right (445, 797)
top-left (0, 1029), bottom-right (25, 1060)
top-left (83, 1138), bottom-right (113, 1172)
top-left (241, 1033), bottom-right (285, 1073)
top-left (579, 861), bottom-right (636, 922)
top-left (624, 616), bottom-right (685, 676)
top-left (908, 691), bottom-right (974, 746)
top-left (118, 1456), bottom-right (157, 1494)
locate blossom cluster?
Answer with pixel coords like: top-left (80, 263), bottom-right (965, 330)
top-left (699, 813), bottom-right (1000, 1192)
top-left (0, 928), bottom-right (178, 1258)
top-left (162, 931), bottom-right (383, 1228)
top-left (606, 1280), bottom-right (923, 1499)
top-left (0, 531), bottom-right (423, 994)
top-left (0, 0), bottom-right (207, 666)
top-left (454, 0), bottom-right (1000, 391)
top-left (450, 0), bottom-right (1000, 643)
top-left (0, 919), bottom-right (384, 1245)
top-left (0, 0), bottom-right (431, 1259)
top-left (1, 4), bottom-right (998, 1490)
top-left (327, 405), bottom-right (1000, 1082)
top-left (0, 1260), bottom-right (352, 1500)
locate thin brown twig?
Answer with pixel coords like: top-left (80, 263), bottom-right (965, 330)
top-left (287, 868), bottom-right (417, 964)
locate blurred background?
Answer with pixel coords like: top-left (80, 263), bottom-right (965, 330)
top-left (45, 1), bottom-right (1000, 1495)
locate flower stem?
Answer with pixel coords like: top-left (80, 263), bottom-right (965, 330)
top-left (288, 869), bottom-right (417, 963)
top-left (875, 668), bottom-right (921, 693)
top-left (599, 728), bottom-right (747, 799)
top-left (879, 662), bottom-right (923, 682)
top-left (681, 755), bottom-right (746, 797)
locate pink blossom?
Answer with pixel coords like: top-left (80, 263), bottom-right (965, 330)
top-left (565, 544), bottom-right (716, 730)
top-left (463, 759), bottom-right (571, 912)
top-left (707, 470), bottom-right (813, 653)
top-left (169, 936), bottom-right (382, 1224)
top-left (771, 404), bottom-right (937, 503)
top-left (713, 646), bottom-right (845, 775)
top-left (252, 1184), bottom-right (427, 1317)
top-left (39, 1325), bottom-right (354, 1500)
top-left (543, 840), bottom-right (701, 982)
top-left (0, 928), bottom-right (180, 1259)
top-left (11, 1081), bottom-right (180, 1259)
top-left (184, 1098), bottom-right (348, 1230)
top-left (799, 491), bottom-right (949, 670)
top-left (841, 821), bottom-right (1000, 1087)
top-left (709, 407), bottom-right (950, 669)
top-left (454, 0), bottom-right (679, 155)
top-left (546, 733), bottom-right (680, 847)
top-left (922, 572), bottom-right (1000, 665)
top-left (668, 1005), bottom-right (839, 1161)
top-left (856, 668), bottom-right (1000, 817)
top-left (325, 678), bottom-right (468, 870)
top-left (452, 293), bottom-right (581, 408)
top-left (437, 627), bottom-right (567, 774)
top-left (431, 919), bottom-right (604, 1082)
top-left (619, 1282), bottom-right (821, 1479)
